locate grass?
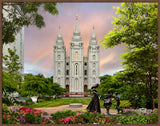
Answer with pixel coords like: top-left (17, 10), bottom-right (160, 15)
top-left (24, 98), bottom-right (116, 109)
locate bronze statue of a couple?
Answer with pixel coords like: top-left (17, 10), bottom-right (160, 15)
top-left (87, 84), bottom-right (122, 115)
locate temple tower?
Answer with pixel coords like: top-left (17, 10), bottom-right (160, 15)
top-left (53, 26), bottom-right (66, 88)
top-left (69, 14), bottom-right (84, 93)
top-left (87, 26), bottom-right (100, 89)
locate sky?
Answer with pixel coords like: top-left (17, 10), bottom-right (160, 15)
top-left (24, 2), bottom-right (127, 77)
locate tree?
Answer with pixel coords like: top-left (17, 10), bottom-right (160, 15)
top-left (3, 47), bottom-right (21, 74)
top-left (21, 74), bottom-right (49, 96)
top-left (3, 47), bottom-right (22, 87)
top-left (49, 83), bottom-right (66, 97)
top-left (2, 2), bottom-right (58, 45)
top-left (101, 3), bottom-right (158, 109)
top-left (21, 74), bottom-right (66, 97)
top-left (2, 71), bottom-right (18, 95)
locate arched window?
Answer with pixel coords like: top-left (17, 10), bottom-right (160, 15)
top-left (75, 63), bottom-right (78, 75)
top-left (57, 78), bottom-right (61, 83)
top-left (93, 70), bottom-right (96, 76)
top-left (58, 70), bottom-right (61, 75)
top-left (93, 55), bottom-right (96, 60)
top-left (58, 63), bottom-right (60, 68)
top-left (75, 52), bottom-right (78, 61)
top-left (93, 63), bottom-right (96, 68)
top-left (75, 78), bottom-right (78, 90)
top-left (58, 55), bottom-right (61, 60)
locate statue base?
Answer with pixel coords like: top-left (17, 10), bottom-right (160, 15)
top-left (69, 103), bottom-right (83, 108)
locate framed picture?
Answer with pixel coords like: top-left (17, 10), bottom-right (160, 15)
top-left (1, 0), bottom-right (159, 125)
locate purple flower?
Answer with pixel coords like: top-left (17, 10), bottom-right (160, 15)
top-left (148, 113), bottom-right (151, 115)
top-left (42, 117), bottom-right (45, 121)
top-left (20, 117), bottom-right (24, 123)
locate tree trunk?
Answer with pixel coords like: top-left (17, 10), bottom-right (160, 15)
top-left (151, 94), bottom-right (155, 109)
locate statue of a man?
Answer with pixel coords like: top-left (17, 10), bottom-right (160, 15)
top-left (103, 90), bottom-right (113, 115)
top-left (87, 84), bottom-right (101, 113)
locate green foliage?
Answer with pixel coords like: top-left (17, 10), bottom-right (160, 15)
top-left (148, 110), bottom-right (158, 123)
top-left (101, 3), bottom-right (158, 109)
top-left (2, 104), bottom-right (9, 113)
top-left (3, 48), bottom-right (22, 93)
top-left (51, 110), bottom-right (76, 122)
top-left (21, 74), bottom-right (66, 97)
top-left (3, 48), bottom-right (22, 75)
top-left (25, 98), bottom-right (33, 105)
top-left (2, 71), bottom-right (18, 94)
top-left (2, 2), bottom-right (58, 44)
top-left (116, 115), bottom-right (148, 124)
top-left (101, 3), bottom-right (158, 48)
top-left (113, 100), bottom-right (131, 108)
top-left (21, 74), bottom-right (48, 96)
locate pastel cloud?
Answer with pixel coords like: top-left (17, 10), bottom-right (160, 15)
top-left (24, 3), bottom-right (125, 77)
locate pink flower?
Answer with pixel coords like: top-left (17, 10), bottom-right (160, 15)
top-left (152, 109), bottom-right (156, 113)
top-left (3, 114), bottom-right (5, 117)
top-left (106, 118), bottom-right (111, 122)
top-left (6, 115), bottom-right (11, 118)
top-left (124, 109), bottom-right (127, 113)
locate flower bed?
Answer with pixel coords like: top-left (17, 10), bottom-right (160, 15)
top-left (2, 104), bottom-right (53, 124)
top-left (2, 104), bottom-right (158, 124)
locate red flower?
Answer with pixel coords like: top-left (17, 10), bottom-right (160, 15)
top-left (3, 114), bottom-right (5, 117)
top-left (152, 122), bottom-right (158, 124)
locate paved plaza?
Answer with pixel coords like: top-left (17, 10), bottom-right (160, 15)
top-left (35, 105), bottom-right (117, 115)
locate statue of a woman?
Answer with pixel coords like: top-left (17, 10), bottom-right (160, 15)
top-left (87, 84), bottom-right (101, 113)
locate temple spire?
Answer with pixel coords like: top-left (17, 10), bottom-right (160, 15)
top-left (58, 25), bottom-right (62, 37)
top-left (89, 26), bottom-right (97, 45)
top-left (92, 26), bottom-right (96, 38)
top-left (56, 25), bottom-right (64, 45)
top-left (72, 13), bottom-right (81, 41)
top-left (74, 13), bottom-right (79, 33)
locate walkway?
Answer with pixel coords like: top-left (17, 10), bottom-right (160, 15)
top-left (35, 105), bottom-right (118, 115)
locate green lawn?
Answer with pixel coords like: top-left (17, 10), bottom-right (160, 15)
top-left (24, 98), bottom-right (116, 109)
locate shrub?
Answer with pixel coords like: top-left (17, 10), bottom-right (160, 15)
top-left (148, 109), bottom-right (158, 123)
top-left (122, 109), bottom-right (138, 115)
top-left (2, 97), bottom-right (12, 106)
top-left (2, 104), bottom-right (9, 113)
top-left (51, 110), bottom-right (76, 122)
top-left (113, 100), bottom-right (131, 108)
top-left (3, 107), bottom-right (53, 124)
top-left (25, 98), bottom-right (33, 105)
top-left (116, 114), bottom-right (149, 124)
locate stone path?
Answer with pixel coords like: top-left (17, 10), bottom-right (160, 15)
top-left (35, 105), bottom-right (118, 115)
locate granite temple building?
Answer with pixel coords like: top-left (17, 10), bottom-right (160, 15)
top-left (53, 14), bottom-right (100, 94)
